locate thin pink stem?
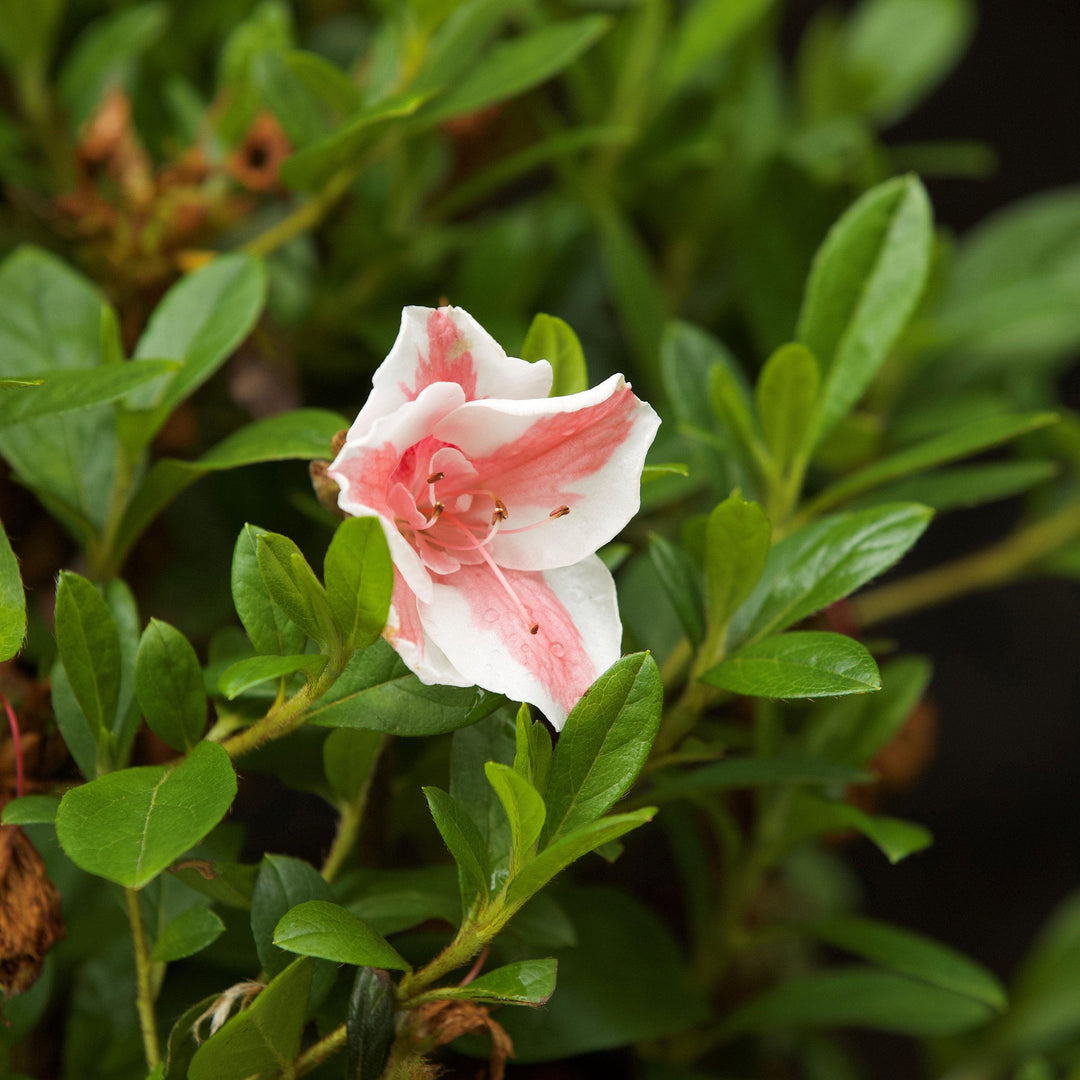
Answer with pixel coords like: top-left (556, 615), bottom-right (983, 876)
top-left (459, 945), bottom-right (490, 987)
top-left (2, 690), bottom-right (24, 798)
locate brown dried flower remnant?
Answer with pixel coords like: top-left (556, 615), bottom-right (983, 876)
top-left (413, 999), bottom-right (514, 1080)
top-left (227, 112), bottom-right (292, 192)
top-left (0, 821), bottom-right (65, 1001)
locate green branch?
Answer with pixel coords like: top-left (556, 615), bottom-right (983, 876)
top-left (125, 887), bottom-right (161, 1071)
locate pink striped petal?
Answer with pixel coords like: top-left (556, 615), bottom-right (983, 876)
top-left (417, 555), bottom-right (621, 728)
top-left (347, 307), bottom-right (553, 438)
top-left (432, 375), bottom-right (660, 571)
top-left (386, 571), bottom-right (471, 688)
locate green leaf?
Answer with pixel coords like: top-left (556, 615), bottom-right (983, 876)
top-left (58, 3), bottom-right (169, 128)
top-left (251, 854), bottom-right (333, 979)
top-left (514, 706), bottom-right (552, 800)
top-left (218, 653), bottom-right (328, 700)
top-left (717, 968), bottom-right (996, 1040)
top-left (324, 728), bottom-right (383, 806)
top-left (150, 906), bottom-right (226, 963)
top-left (112, 409), bottom-right (344, 568)
top-left (506, 809), bottom-right (655, 912)
top-left (169, 859), bottom-right (257, 910)
top-left (49, 660), bottom-right (97, 779)
top-left (708, 363), bottom-right (763, 464)
top-left (484, 762), bottom-right (545, 874)
top-left (55, 571), bottom-right (120, 756)
top-left (521, 314), bottom-right (588, 396)
top-left (104, 580), bottom-right (142, 767)
top-left (541, 653), bottom-right (662, 848)
top-left (664, 0), bottom-right (774, 95)
top-left (805, 412), bottom-right (1058, 515)
top-left (346, 967), bottom-right (396, 1080)
top-left (734, 503), bottom-right (932, 646)
top-left (704, 492), bottom-right (771, 641)
top-left (798, 915), bottom-right (1006, 1010)
top-left (306, 638), bottom-right (494, 735)
top-left (650, 756), bottom-right (870, 802)
top-left (424, 786), bottom-right (491, 910)
top-left (648, 534), bottom-right (705, 649)
top-left (703, 632), bottom-right (881, 698)
top-left (0, 362), bottom-right (176, 429)
top-left (273, 900), bottom-right (411, 971)
top-left (256, 532), bottom-right (337, 649)
top-left (797, 176), bottom-right (933, 444)
top-left (55, 741), bottom-right (237, 889)
top-left (756, 343), bottom-right (820, 471)
top-left (134, 619), bottom-right (206, 752)
top-left (126, 254), bottom-right (267, 438)
top-left (0, 0), bottom-right (63, 78)
top-left (0, 520), bottom-right (25, 662)
top-left (1, 794), bottom-right (60, 825)
top-left (417, 16), bottom-right (610, 126)
top-left (785, 792), bottom-right (932, 864)
top-left (430, 958), bottom-right (557, 1007)
top-left (232, 523), bottom-right (306, 657)
top-left (188, 958), bottom-right (313, 1080)
top-left (324, 516), bottom-right (393, 650)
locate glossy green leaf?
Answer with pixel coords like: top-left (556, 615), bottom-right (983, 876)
top-left (756, 343), bottom-right (820, 470)
top-left (324, 728), bottom-right (383, 806)
top-left (324, 515), bottom-right (393, 650)
top-left (273, 900), bottom-right (411, 971)
top-left (650, 756), bottom-right (870, 802)
top-left (424, 785), bottom-right (491, 909)
top-left (55, 571), bottom-right (120, 754)
top-left (187, 958), bottom-right (313, 1080)
top-left (785, 792), bottom-right (932, 864)
top-left (485, 762), bottom-right (545, 873)
top-left (734, 503), bottom-right (932, 646)
top-left (664, 0), bottom-right (774, 94)
top-left (232, 523), bottom-right (306, 657)
top-left (521, 313), bottom-right (588, 396)
top-left (218, 653), bottom-right (327, 700)
top-left (418, 16), bottom-right (610, 126)
top-left (704, 492), bottom-right (771, 640)
top-left (342, 866), bottom-right (461, 937)
top-left (55, 741), bottom-right (237, 888)
top-left (648, 534), bottom-right (705, 648)
top-left (806, 411), bottom-right (1058, 515)
top-left (797, 176), bottom-right (933, 444)
top-left (256, 532), bottom-right (337, 649)
top-left (134, 619), bottom-right (206, 752)
top-left (150, 906), bottom-right (226, 963)
top-left (0, 362), bottom-right (175, 429)
top-left (541, 653), bottom-right (662, 848)
top-left (251, 854), bottom-right (333, 979)
top-left (703, 632), bottom-right (881, 698)
top-left (514, 706), bottom-right (552, 800)
top-left (346, 966), bottom-right (396, 1080)
top-left (798, 915), bottom-right (1006, 1009)
top-left (1, 794), bottom-right (60, 825)
top-left (661, 321), bottom-right (750, 435)
top-left (0, 520), bottom-right (25, 662)
top-left (432, 958), bottom-right (557, 1007)
top-left (717, 968), bottom-right (995, 1040)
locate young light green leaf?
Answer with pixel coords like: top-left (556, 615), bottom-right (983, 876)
top-left (424, 785), bottom-right (491, 910)
top-left (55, 571), bottom-right (120, 752)
top-left (324, 515), bottom-right (393, 650)
top-left (256, 532), bottom-right (337, 650)
top-left (797, 176), bottom-right (933, 444)
top-left (709, 361), bottom-right (763, 462)
top-left (232, 523), bottom-right (306, 657)
top-left (703, 632), bottom-right (881, 699)
top-left (704, 492), bottom-right (771, 640)
top-left (521, 313), bottom-right (588, 396)
top-left (104, 579), bottom-right (142, 768)
top-left (661, 320), bottom-right (750, 435)
top-left (324, 728), bottom-right (383, 806)
top-left (187, 957), bottom-right (313, 1080)
top-left (803, 411), bottom-right (1058, 515)
top-left (1, 794), bottom-right (60, 826)
top-left (541, 653), bottom-right (662, 848)
top-left (506, 809), bottom-right (656, 912)
top-left (218, 653), bottom-right (328, 700)
top-left (734, 503), bottom-right (932, 646)
top-left (785, 792), bottom-right (932, 864)
top-left (716, 968), bottom-right (995, 1041)
top-left (798, 915), bottom-right (1006, 1010)
top-left (0, 521), bottom-right (25, 662)
top-left (648, 534), bottom-right (705, 648)
top-left (756, 343), bottom-right (820, 471)
top-left (513, 706), bottom-right (552, 800)
top-left (55, 741), bottom-right (237, 888)
top-left (485, 762), bottom-right (546, 873)
top-left (427, 958), bottom-right (557, 1007)
top-left (664, 0), bottom-right (774, 95)
top-left (150, 906), bottom-right (226, 964)
top-left (134, 619), bottom-right (206, 752)
top-left (49, 660), bottom-right (98, 779)
top-left (274, 900), bottom-right (411, 971)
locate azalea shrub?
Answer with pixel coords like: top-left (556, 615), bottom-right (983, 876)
top-left (2, 2), bottom-right (1080, 1080)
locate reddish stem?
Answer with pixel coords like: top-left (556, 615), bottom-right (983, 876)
top-left (458, 946), bottom-right (490, 987)
top-left (1, 690), bottom-right (24, 798)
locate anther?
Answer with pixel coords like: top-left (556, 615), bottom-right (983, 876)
top-left (529, 623), bottom-right (539, 635)
top-left (549, 505), bottom-right (571, 519)
top-left (432, 502), bottom-right (445, 517)
top-left (491, 498), bottom-right (509, 526)
top-left (427, 471), bottom-right (444, 484)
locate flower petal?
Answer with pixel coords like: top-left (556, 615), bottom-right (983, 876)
top-left (348, 307), bottom-right (553, 437)
top-left (417, 555), bottom-right (621, 728)
top-left (433, 375), bottom-right (660, 571)
top-left (386, 571), bottom-right (472, 688)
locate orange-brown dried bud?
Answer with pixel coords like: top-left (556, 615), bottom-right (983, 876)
top-left (873, 697), bottom-right (938, 792)
top-left (227, 113), bottom-right (292, 192)
top-left (310, 461), bottom-right (345, 519)
top-left (0, 822), bottom-right (64, 1000)
top-left (77, 88), bottom-right (155, 208)
top-left (414, 999), bottom-right (513, 1080)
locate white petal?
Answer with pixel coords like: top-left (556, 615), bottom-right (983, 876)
top-left (386, 572), bottom-right (472, 688)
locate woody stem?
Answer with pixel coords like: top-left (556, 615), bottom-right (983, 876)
top-left (125, 887), bottom-right (162, 1070)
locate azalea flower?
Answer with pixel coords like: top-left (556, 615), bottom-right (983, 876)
top-left (328, 307), bottom-right (660, 727)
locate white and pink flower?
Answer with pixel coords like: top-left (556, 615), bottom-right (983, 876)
top-left (328, 307), bottom-right (660, 727)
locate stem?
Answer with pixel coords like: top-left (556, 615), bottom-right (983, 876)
top-left (853, 498), bottom-right (1080, 628)
top-left (320, 800), bottom-right (363, 884)
top-left (220, 670), bottom-right (329, 760)
top-left (396, 922), bottom-right (490, 1003)
top-left (242, 169), bottom-right (356, 258)
top-left (293, 1023), bottom-right (347, 1077)
top-left (2, 692), bottom-right (24, 797)
top-left (125, 888), bottom-right (161, 1071)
